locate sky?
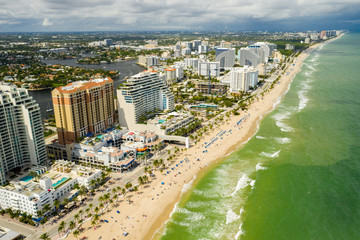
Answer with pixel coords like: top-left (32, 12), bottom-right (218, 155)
top-left (0, 0), bottom-right (360, 32)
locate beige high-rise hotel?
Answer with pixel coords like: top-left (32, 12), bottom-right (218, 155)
top-left (52, 78), bottom-right (115, 145)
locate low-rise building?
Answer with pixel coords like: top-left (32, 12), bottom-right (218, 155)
top-left (195, 81), bottom-right (227, 95)
top-left (0, 162), bottom-right (101, 217)
top-left (147, 112), bottom-right (195, 135)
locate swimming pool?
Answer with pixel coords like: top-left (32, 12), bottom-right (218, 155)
top-left (20, 175), bottom-right (34, 182)
top-left (52, 177), bottom-right (69, 188)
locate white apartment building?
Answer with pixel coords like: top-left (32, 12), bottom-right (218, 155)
top-left (198, 62), bottom-right (220, 77)
top-left (165, 68), bottom-right (176, 86)
top-left (184, 58), bottom-right (199, 70)
top-left (0, 162), bottom-right (101, 217)
top-left (0, 84), bottom-right (47, 185)
top-left (174, 64), bottom-right (184, 80)
top-left (230, 66), bottom-right (259, 92)
top-left (146, 56), bottom-right (160, 67)
top-left (198, 44), bottom-right (209, 54)
top-left (239, 42), bottom-right (277, 67)
top-left (117, 71), bottom-right (174, 129)
top-left (215, 48), bottom-right (236, 69)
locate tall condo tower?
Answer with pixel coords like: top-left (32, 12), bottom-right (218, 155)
top-left (0, 84), bottom-right (47, 184)
top-left (52, 78), bottom-right (115, 145)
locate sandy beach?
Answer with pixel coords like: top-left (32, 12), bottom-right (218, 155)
top-left (63, 36), bottom-right (342, 240)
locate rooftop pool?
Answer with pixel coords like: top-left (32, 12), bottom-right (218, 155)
top-left (53, 177), bottom-right (69, 188)
top-left (20, 175), bottom-right (34, 182)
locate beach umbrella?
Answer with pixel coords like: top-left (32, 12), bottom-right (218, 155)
top-left (161, 182), bottom-right (164, 185)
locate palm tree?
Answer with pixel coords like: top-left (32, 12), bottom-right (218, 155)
top-left (94, 207), bottom-right (99, 215)
top-left (42, 204), bottom-right (51, 216)
top-left (39, 232), bottom-right (50, 240)
top-left (69, 220), bottom-right (76, 231)
top-left (62, 198), bottom-right (70, 209)
top-left (58, 225), bottom-right (64, 237)
top-left (90, 179), bottom-right (96, 189)
top-left (78, 209), bottom-right (83, 219)
top-left (74, 214), bottom-right (79, 223)
top-left (125, 182), bottom-right (132, 191)
top-left (73, 229), bottom-right (80, 239)
top-left (53, 199), bottom-right (61, 213)
top-left (59, 221), bottom-right (66, 232)
top-left (85, 208), bottom-right (90, 217)
top-left (91, 219), bottom-right (97, 230)
top-left (138, 176), bottom-right (143, 187)
top-left (105, 167), bottom-right (112, 178)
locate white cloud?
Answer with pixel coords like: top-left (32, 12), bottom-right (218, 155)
top-left (0, 0), bottom-right (359, 30)
top-left (42, 18), bottom-right (53, 26)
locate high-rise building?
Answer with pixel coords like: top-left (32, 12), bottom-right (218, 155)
top-left (52, 78), bottom-right (115, 145)
top-left (192, 40), bottom-right (202, 51)
top-left (238, 48), bottom-right (261, 66)
top-left (198, 44), bottom-right (209, 54)
top-left (184, 58), bottom-right (199, 70)
top-left (103, 39), bottom-right (113, 46)
top-left (198, 62), bottom-right (220, 77)
top-left (230, 66), bottom-right (259, 92)
top-left (0, 84), bottom-right (47, 184)
top-left (215, 48), bottom-right (236, 69)
top-left (165, 67), bottom-right (177, 86)
top-left (239, 42), bottom-right (277, 66)
top-left (146, 56), bottom-right (160, 67)
top-left (320, 31), bottom-right (327, 39)
top-left (220, 40), bottom-right (232, 49)
top-left (117, 71), bottom-right (174, 129)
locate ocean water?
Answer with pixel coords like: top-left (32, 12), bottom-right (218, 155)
top-left (159, 33), bottom-right (360, 240)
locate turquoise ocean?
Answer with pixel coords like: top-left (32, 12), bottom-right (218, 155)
top-left (159, 33), bottom-right (360, 240)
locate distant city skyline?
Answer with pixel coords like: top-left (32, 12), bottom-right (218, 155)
top-left (0, 0), bottom-right (359, 32)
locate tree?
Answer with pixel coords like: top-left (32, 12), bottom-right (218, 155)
top-left (138, 176), bottom-right (143, 186)
top-left (59, 221), bottom-right (66, 232)
top-left (73, 229), bottom-right (80, 240)
top-left (53, 199), bottom-right (61, 213)
top-left (125, 182), bottom-right (132, 191)
top-left (69, 220), bottom-right (76, 230)
top-left (42, 204), bottom-right (51, 216)
top-left (58, 225), bottom-right (64, 237)
top-left (91, 219), bottom-right (97, 230)
top-left (39, 233), bottom-right (50, 240)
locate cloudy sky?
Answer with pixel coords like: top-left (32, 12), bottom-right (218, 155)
top-left (0, 0), bottom-right (359, 32)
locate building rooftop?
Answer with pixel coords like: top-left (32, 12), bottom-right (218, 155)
top-left (54, 77), bottom-right (113, 93)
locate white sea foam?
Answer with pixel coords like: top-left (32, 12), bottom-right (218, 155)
top-left (186, 211), bottom-right (206, 222)
top-left (256, 136), bottom-right (267, 139)
top-left (226, 209), bottom-right (241, 224)
top-left (298, 90), bottom-right (309, 111)
top-left (275, 137), bottom-right (291, 144)
top-left (272, 112), bottom-right (294, 132)
top-left (234, 223), bottom-right (244, 240)
top-left (181, 175), bottom-right (197, 194)
top-left (260, 150), bottom-right (281, 158)
top-left (239, 207), bottom-right (244, 216)
top-left (256, 163), bottom-right (268, 171)
top-left (231, 174), bottom-right (255, 196)
top-left (176, 207), bottom-right (192, 215)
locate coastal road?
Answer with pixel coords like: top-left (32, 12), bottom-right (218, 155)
top-left (0, 218), bottom-right (35, 238)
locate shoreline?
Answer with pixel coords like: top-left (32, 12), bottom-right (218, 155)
top-left (64, 35), bottom-right (343, 240)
